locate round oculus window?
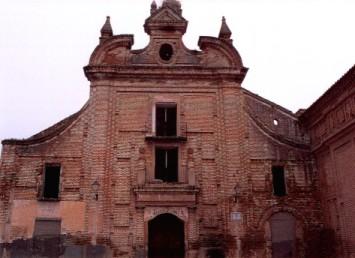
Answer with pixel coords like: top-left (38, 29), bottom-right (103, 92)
top-left (159, 43), bottom-right (174, 61)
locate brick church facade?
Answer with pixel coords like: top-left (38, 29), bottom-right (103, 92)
top-left (0, 1), bottom-right (354, 257)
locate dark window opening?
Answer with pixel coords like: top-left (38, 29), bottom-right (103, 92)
top-left (155, 147), bottom-right (178, 182)
top-left (43, 165), bottom-right (61, 199)
top-left (156, 105), bottom-right (177, 136)
top-left (159, 43), bottom-right (174, 61)
top-left (272, 166), bottom-right (286, 197)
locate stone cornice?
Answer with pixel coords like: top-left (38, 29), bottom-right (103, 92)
top-left (134, 184), bottom-right (199, 208)
top-left (84, 65), bottom-right (248, 83)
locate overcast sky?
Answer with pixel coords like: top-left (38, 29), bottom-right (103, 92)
top-left (0, 0), bottom-right (354, 143)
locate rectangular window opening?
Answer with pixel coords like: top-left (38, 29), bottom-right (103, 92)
top-left (33, 218), bottom-right (61, 237)
top-left (43, 164), bottom-right (61, 199)
top-left (156, 105), bottom-right (177, 136)
top-left (155, 147), bottom-right (178, 182)
top-left (272, 166), bottom-right (286, 197)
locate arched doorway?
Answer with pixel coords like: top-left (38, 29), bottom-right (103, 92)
top-left (148, 213), bottom-right (185, 258)
top-left (270, 212), bottom-right (296, 258)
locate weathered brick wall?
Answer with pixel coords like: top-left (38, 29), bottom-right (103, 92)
top-left (0, 80), bottom-right (324, 258)
top-left (100, 80), bottom-right (242, 257)
top-left (301, 65), bottom-right (355, 257)
top-left (0, 2), bottom-right (331, 258)
top-left (0, 107), bottom-right (88, 239)
top-left (0, 145), bottom-right (17, 242)
top-left (236, 92), bottom-right (322, 258)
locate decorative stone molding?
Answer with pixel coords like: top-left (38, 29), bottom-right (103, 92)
top-left (134, 185), bottom-right (199, 207)
top-left (144, 207), bottom-right (188, 222)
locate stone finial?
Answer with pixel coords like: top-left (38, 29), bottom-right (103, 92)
top-left (219, 16), bottom-right (232, 40)
top-left (100, 16), bottom-right (113, 39)
top-left (162, 0), bottom-right (182, 15)
top-left (151, 0), bottom-right (157, 14)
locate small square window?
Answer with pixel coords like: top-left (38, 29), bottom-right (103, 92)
top-left (272, 166), bottom-right (286, 197)
top-left (42, 164), bottom-right (61, 199)
top-left (155, 147), bottom-right (178, 182)
top-left (156, 104), bottom-right (177, 136)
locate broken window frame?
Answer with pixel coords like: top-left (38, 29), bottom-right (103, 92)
top-left (40, 163), bottom-right (61, 201)
top-left (272, 165), bottom-right (287, 197)
top-left (154, 103), bottom-right (177, 137)
top-left (154, 146), bottom-right (179, 183)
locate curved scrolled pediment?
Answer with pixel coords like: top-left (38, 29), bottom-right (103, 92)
top-left (129, 40), bottom-right (200, 66)
top-left (198, 36), bottom-right (244, 69)
top-left (85, 1), bottom-right (247, 82)
top-left (89, 35), bottom-right (245, 69)
top-left (89, 35), bottom-right (134, 65)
